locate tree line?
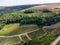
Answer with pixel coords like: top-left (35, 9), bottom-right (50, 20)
top-left (0, 10), bottom-right (60, 29)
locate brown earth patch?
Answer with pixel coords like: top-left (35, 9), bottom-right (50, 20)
top-left (31, 4), bottom-right (60, 9)
top-left (43, 22), bottom-right (60, 29)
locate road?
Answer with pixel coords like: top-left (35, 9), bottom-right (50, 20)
top-left (50, 36), bottom-right (60, 45)
top-left (0, 29), bottom-right (39, 38)
top-left (0, 28), bottom-right (40, 45)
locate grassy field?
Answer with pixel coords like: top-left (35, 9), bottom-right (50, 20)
top-left (21, 35), bottom-right (29, 42)
top-left (0, 37), bottom-right (7, 45)
top-left (13, 9), bottom-right (55, 17)
top-left (0, 4), bottom-right (60, 45)
top-left (44, 28), bottom-right (55, 33)
top-left (26, 28), bottom-right (60, 45)
top-left (0, 23), bottom-right (38, 36)
top-left (56, 41), bottom-right (60, 45)
top-left (4, 37), bottom-right (20, 45)
top-left (0, 23), bottom-right (20, 36)
top-left (0, 36), bottom-right (20, 45)
top-left (28, 29), bottom-right (45, 39)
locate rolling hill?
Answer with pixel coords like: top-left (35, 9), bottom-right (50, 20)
top-left (0, 3), bottom-right (60, 16)
top-left (0, 3), bottom-right (60, 45)
top-left (0, 4), bottom-right (38, 16)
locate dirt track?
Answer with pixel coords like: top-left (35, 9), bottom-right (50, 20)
top-left (0, 29), bottom-right (39, 45)
top-left (0, 22), bottom-right (60, 45)
top-left (43, 22), bottom-right (60, 29)
top-left (50, 36), bottom-right (60, 45)
top-left (31, 4), bottom-right (60, 9)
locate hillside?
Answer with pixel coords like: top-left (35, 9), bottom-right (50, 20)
top-left (0, 3), bottom-right (60, 16)
top-left (0, 4), bottom-right (38, 16)
top-left (0, 3), bottom-right (60, 45)
top-left (31, 3), bottom-right (60, 9)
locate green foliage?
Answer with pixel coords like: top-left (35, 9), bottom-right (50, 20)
top-left (24, 10), bottom-right (34, 14)
top-left (23, 29), bottom-right (60, 45)
top-left (56, 41), bottom-right (60, 45)
top-left (0, 7), bottom-right (60, 45)
top-left (0, 8), bottom-right (60, 29)
top-left (28, 29), bottom-right (45, 39)
top-left (39, 9), bottom-right (51, 13)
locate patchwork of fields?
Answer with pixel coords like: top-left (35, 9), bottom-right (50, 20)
top-left (57, 41), bottom-right (60, 45)
top-left (0, 23), bottom-right (46, 45)
top-left (0, 37), bottom-right (21, 45)
top-left (0, 23), bottom-right (39, 36)
top-left (0, 4), bottom-right (60, 45)
top-left (0, 23), bottom-right (59, 45)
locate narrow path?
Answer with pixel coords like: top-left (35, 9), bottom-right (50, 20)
top-left (18, 35), bottom-right (23, 41)
top-left (43, 22), bottom-right (60, 29)
top-left (50, 36), bottom-right (60, 45)
top-left (0, 28), bottom-right (41, 45)
top-left (21, 25), bottom-right (37, 27)
top-left (0, 29), bottom-right (39, 38)
top-left (25, 33), bottom-right (32, 40)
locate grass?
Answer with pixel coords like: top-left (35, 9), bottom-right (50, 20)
top-left (0, 36), bottom-right (20, 45)
top-left (8, 24), bottom-right (38, 36)
top-left (35, 28), bottom-right (60, 45)
top-left (5, 36), bottom-right (20, 45)
top-left (7, 8), bottom-right (57, 18)
top-left (28, 29), bottom-right (60, 45)
top-left (0, 37), bottom-right (7, 45)
top-left (56, 41), bottom-right (60, 45)
top-left (0, 23), bottom-right (20, 36)
top-left (28, 29), bottom-right (45, 39)
top-left (21, 35), bottom-right (29, 42)
top-left (0, 23), bottom-right (38, 36)
top-left (44, 28), bottom-right (55, 33)
top-left (18, 25), bottom-right (39, 34)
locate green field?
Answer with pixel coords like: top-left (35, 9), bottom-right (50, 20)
top-left (0, 23), bottom-right (20, 36)
top-left (0, 37), bottom-right (7, 45)
top-left (0, 36), bottom-right (20, 45)
top-left (0, 4), bottom-right (60, 45)
top-left (0, 23), bottom-right (38, 36)
top-left (11, 8), bottom-right (56, 17)
top-left (21, 35), bottom-right (29, 42)
top-left (28, 29), bottom-right (45, 39)
top-left (43, 28), bottom-right (55, 33)
top-left (57, 41), bottom-right (60, 45)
